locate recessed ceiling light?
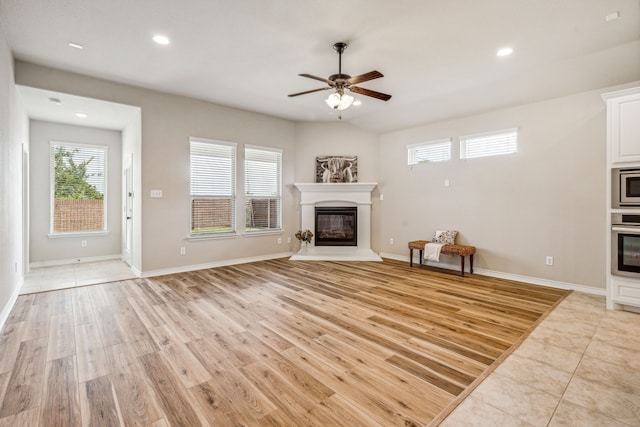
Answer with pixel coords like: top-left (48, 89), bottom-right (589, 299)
top-left (497, 47), bottom-right (513, 57)
top-left (48, 97), bottom-right (62, 105)
top-left (75, 112), bottom-right (88, 118)
top-left (152, 35), bottom-right (170, 45)
top-left (606, 11), bottom-right (620, 22)
top-left (68, 42), bottom-right (84, 50)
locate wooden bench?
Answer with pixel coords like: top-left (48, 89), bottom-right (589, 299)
top-left (408, 240), bottom-right (476, 277)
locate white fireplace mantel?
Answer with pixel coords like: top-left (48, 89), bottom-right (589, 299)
top-left (291, 182), bottom-right (382, 261)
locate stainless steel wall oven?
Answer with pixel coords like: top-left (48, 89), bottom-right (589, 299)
top-left (611, 213), bottom-right (640, 278)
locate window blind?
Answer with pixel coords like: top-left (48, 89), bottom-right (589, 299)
top-left (50, 142), bottom-right (107, 234)
top-left (245, 145), bottom-right (282, 232)
top-left (460, 128), bottom-right (518, 159)
top-left (407, 139), bottom-right (452, 165)
top-left (190, 138), bottom-right (237, 235)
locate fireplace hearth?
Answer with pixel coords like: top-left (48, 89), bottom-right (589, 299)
top-left (315, 207), bottom-right (357, 246)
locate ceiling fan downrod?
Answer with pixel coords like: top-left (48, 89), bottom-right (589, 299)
top-left (333, 42), bottom-right (348, 77)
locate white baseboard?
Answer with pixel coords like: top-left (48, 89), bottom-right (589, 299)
top-left (0, 277), bottom-right (23, 332)
top-left (141, 252), bottom-right (293, 278)
top-left (30, 254), bottom-right (122, 269)
top-left (378, 252), bottom-right (606, 296)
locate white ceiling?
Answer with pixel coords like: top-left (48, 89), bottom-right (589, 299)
top-left (1, 0), bottom-right (639, 133)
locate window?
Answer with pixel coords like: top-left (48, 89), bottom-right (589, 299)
top-left (50, 142), bottom-right (108, 234)
top-left (407, 139), bottom-right (452, 165)
top-left (245, 145), bottom-right (282, 232)
top-left (460, 128), bottom-right (518, 159)
top-left (190, 138), bottom-right (237, 236)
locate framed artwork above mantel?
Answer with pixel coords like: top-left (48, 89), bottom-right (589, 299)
top-left (315, 156), bottom-right (358, 183)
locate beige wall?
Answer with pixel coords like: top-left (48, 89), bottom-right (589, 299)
top-left (11, 60), bottom-right (632, 292)
top-left (29, 120), bottom-right (122, 263)
top-left (378, 89), bottom-right (607, 289)
top-left (0, 29), bottom-right (28, 323)
top-left (16, 61), bottom-right (297, 273)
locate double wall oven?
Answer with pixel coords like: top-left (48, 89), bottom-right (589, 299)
top-left (612, 168), bottom-right (640, 278)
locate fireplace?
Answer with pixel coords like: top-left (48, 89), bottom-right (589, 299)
top-left (291, 182), bottom-right (382, 261)
top-left (315, 207), bottom-right (357, 246)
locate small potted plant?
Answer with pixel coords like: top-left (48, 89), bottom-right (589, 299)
top-left (295, 229), bottom-right (313, 254)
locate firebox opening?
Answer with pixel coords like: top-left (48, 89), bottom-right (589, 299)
top-left (314, 206), bottom-right (357, 246)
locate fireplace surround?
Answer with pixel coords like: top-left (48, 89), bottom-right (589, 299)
top-left (291, 183), bottom-right (381, 261)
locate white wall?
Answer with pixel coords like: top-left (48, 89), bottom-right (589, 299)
top-left (378, 88), bottom-right (607, 290)
top-left (0, 28), bottom-right (28, 326)
top-left (29, 120), bottom-right (122, 264)
top-left (16, 61), bottom-right (297, 273)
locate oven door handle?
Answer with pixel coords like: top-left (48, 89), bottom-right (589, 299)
top-left (611, 226), bottom-right (640, 232)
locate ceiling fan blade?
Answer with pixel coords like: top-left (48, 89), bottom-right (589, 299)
top-left (346, 70), bottom-right (384, 85)
top-left (288, 87), bottom-right (331, 97)
top-left (299, 73), bottom-right (332, 84)
top-left (349, 86), bottom-right (392, 101)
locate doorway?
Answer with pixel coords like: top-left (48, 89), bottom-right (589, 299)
top-left (18, 86), bottom-right (142, 292)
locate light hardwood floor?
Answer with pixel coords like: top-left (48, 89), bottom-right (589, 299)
top-left (0, 258), bottom-right (569, 426)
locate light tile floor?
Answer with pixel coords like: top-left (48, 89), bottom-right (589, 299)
top-left (441, 292), bottom-right (640, 426)
top-left (20, 259), bottom-right (136, 294)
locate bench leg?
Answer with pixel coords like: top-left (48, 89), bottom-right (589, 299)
top-left (470, 254), bottom-right (474, 274)
top-left (460, 256), bottom-right (465, 277)
top-left (409, 248), bottom-right (414, 267)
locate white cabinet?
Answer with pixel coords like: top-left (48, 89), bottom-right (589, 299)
top-left (602, 87), bottom-right (640, 164)
top-left (604, 86), bottom-right (640, 311)
top-left (609, 276), bottom-right (640, 310)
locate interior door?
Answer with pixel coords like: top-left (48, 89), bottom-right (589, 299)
top-left (22, 145), bottom-right (30, 274)
top-left (123, 153), bottom-right (133, 266)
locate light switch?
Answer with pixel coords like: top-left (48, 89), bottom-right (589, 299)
top-left (150, 189), bottom-right (163, 198)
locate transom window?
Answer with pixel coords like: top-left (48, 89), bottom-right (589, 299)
top-left (407, 139), bottom-right (452, 165)
top-left (460, 128), bottom-right (518, 159)
top-left (50, 141), bottom-right (108, 235)
top-left (190, 138), bottom-right (237, 236)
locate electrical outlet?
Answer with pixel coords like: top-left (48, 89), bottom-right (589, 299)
top-left (180, 247), bottom-right (186, 255)
top-left (546, 256), bottom-right (553, 266)
top-left (81, 240), bottom-right (87, 248)
top-left (277, 237), bottom-right (282, 244)
top-left (390, 238), bottom-right (394, 245)
top-left (287, 237), bottom-right (291, 243)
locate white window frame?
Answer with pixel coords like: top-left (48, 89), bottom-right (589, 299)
top-left (189, 137), bottom-right (237, 237)
top-left (460, 128), bottom-right (518, 159)
top-left (244, 144), bottom-right (282, 234)
top-left (49, 141), bottom-right (108, 237)
top-left (407, 138), bottom-right (452, 165)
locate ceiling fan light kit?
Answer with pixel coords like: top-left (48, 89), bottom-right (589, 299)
top-left (325, 91), bottom-right (354, 110)
top-left (289, 42), bottom-right (391, 118)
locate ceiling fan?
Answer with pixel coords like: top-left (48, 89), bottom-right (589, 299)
top-left (288, 42), bottom-right (391, 117)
